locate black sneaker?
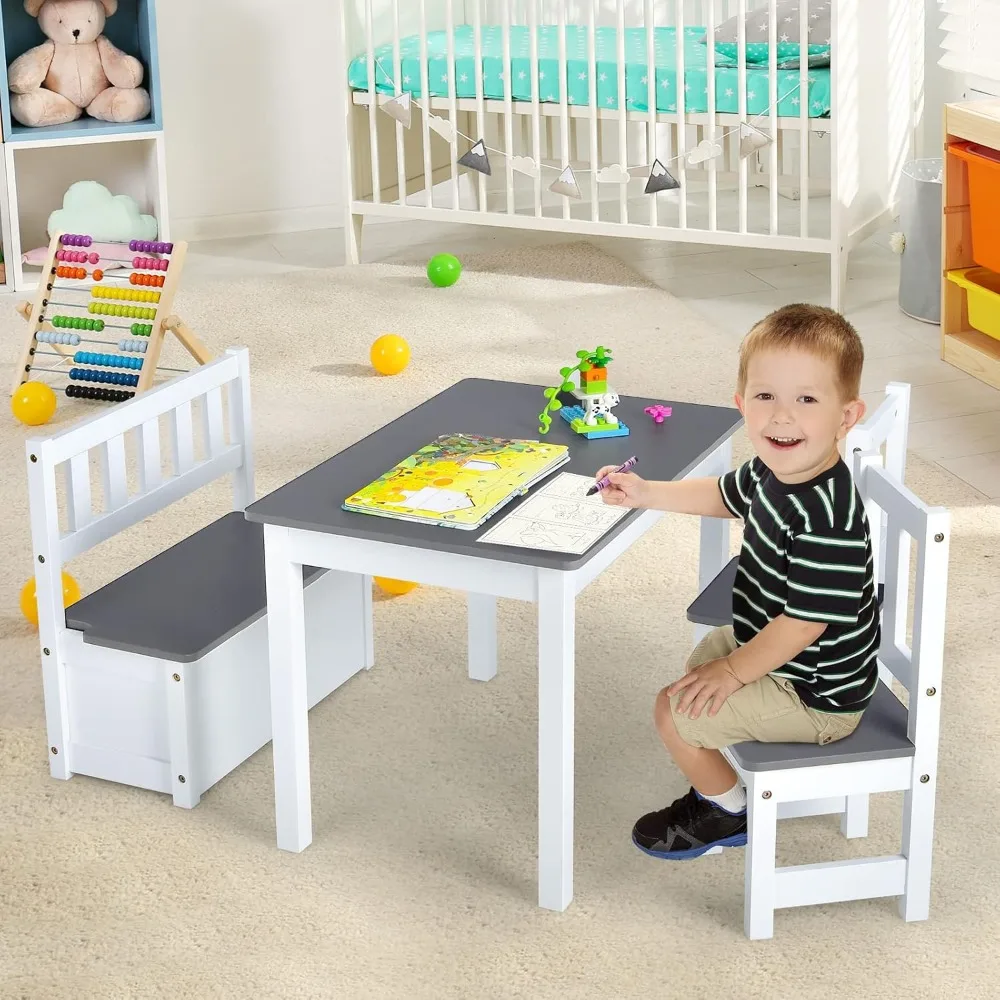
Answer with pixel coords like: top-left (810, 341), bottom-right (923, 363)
top-left (632, 787), bottom-right (748, 860)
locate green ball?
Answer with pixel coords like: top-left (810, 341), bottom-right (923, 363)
top-left (427, 253), bottom-right (462, 288)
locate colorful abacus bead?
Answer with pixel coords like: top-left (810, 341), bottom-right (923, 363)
top-left (60, 234), bottom-right (93, 247)
top-left (88, 303), bottom-right (157, 320)
top-left (56, 249), bottom-right (88, 263)
top-left (51, 315), bottom-right (105, 331)
top-left (133, 256), bottom-right (169, 271)
top-left (130, 323), bottom-right (154, 337)
top-left (130, 272), bottom-right (166, 287)
top-left (69, 367), bottom-right (140, 387)
top-left (66, 385), bottom-right (135, 402)
top-left (74, 352), bottom-right (144, 371)
top-left (56, 265), bottom-right (87, 279)
top-left (129, 240), bottom-right (173, 254)
top-left (36, 331), bottom-right (82, 346)
top-left (91, 286), bottom-right (161, 303)
top-left (119, 338), bottom-right (149, 354)
top-left (93, 270), bottom-right (104, 282)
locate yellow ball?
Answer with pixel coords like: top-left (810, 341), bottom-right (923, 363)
top-left (11, 381), bottom-right (57, 426)
top-left (374, 576), bottom-right (418, 596)
top-left (370, 334), bottom-right (411, 376)
top-left (19, 572), bottom-right (82, 627)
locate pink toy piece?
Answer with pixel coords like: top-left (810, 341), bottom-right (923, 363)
top-left (644, 404), bottom-right (672, 424)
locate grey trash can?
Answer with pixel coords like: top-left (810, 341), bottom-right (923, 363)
top-left (892, 158), bottom-right (943, 324)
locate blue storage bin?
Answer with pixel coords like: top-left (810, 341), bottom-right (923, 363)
top-left (0, 0), bottom-right (161, 142)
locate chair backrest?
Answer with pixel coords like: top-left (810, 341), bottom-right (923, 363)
top-left (24, 347), bottom-right (254, 645)
top-left (853, 449), bottom-right (949, 754)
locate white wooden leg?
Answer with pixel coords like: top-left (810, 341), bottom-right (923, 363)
top-left (263, 524), bottom-right (313, 853)
top-left (830, 245), bottom-right (849, 312)
top-left (898, 779), bottom-right (936, 921)
top-left (840, 794), bottom-right (870, 839)
top-left (5, 144), bottom-right (25, 293)
top-left (694, 438), bottom-right (732, 647)
top-left (346, 212), bottom-right (364, 265)
top-left (778, 796), bottom-right (846, 820)
top-left (361, 574), bottom-right (375, 669)
top-left (165, 663), bottom-right (200, 808)
top-left (468, 593), bottom-right (498, 682)
top-left (745, 783), bottom-right (779, 940)
top-left (537, 569), bottom-right (575, 912)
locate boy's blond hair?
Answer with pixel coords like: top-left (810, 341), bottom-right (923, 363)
top-left (736, 304), bottom-right (864, 401)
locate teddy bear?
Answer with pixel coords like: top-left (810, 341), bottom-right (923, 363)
top-left (8, 0), bottom-right (150, 128)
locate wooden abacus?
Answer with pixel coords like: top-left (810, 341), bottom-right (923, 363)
top-left (12, 231), bottom-right (212, 407)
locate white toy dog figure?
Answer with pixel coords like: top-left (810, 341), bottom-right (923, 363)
top-left (584, 391), bottom-right (620, 426)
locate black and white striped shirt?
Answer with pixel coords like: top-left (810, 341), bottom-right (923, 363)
top-left (718, 457), bottom-right (880, 714)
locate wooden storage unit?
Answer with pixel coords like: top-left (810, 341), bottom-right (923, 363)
top-left (943, 100), bottom-right (1000, 391)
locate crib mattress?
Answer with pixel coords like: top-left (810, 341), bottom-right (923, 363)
top-left (348, 25), bottom-right (831, 118)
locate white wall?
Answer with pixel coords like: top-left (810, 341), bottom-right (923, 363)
top-left (157, 0), bottom-right (964, 241)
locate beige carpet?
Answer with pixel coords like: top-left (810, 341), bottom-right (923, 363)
top-left (1, 241), bottom-right (997, 999)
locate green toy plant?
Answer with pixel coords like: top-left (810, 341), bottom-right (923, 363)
top-left (538, 346), bottom-right (614, 434)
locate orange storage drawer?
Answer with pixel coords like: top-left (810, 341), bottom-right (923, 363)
top-left (949, 142), bottom-right (1000, 274)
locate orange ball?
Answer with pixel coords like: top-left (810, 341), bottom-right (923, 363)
top-left (19, 572), bottom-right (82, 627)
top-left (370, 334), bottom-right (410, 376)
top-left (374, 577), bottom-right (418, 596)
top-left (93, 269), bottom-right (104, 282)
top-left (11, 381), bottom-right (57, 426)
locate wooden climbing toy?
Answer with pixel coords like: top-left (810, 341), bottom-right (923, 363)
top-left (10, 232), bottom-right (212, 424)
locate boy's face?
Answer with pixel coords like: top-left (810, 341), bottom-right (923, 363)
top-left (734, 347), bottom-right (866, 484)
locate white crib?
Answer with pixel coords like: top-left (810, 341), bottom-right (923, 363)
top-left (334, 0), bottom-right (925, 309)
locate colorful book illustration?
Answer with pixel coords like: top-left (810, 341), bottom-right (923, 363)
top-left (342, 433), bottom-right (571, 529)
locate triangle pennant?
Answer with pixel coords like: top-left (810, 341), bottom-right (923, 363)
top-left (549, 165), bottom-right (582, 200)
top-left (382, 92), bottom-right (412, 128)
top-left (427, 114), bottom-right (456, 142)
top-left (458, 139), bottom-right (492, 176)
top-left (740, 122), bottom-right (772, 158)
top-left (645, 158), bottom-right (680, 194)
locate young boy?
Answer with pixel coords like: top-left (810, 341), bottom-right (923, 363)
top-left (594, 303), bottom-right (881, 860)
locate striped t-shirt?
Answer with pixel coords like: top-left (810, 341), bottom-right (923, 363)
top-left (718, 456), bottom-right (881, 714)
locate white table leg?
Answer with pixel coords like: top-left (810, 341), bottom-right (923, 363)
top-left (695, 436), bottom-right (733, 646)
top-left (468, 593), bottom-right (498, 682)
top-left (263, 524), bottom-right (313, 853)
top-left (361, 575), bottom-right (375, 670)
top-left (537, 569), bottom-right (575, 912)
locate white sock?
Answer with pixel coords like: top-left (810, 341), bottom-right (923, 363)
top-left (703, 783), bottom-right (747, 814)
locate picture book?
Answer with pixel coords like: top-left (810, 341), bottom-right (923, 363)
top-left (342, 433), bottom-right (570, 529)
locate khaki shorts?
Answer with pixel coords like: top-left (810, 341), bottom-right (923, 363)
top-left (669, 626), bottom-right (863, 750)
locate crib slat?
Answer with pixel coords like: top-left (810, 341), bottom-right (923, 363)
top-left (706, 0), bottom-right (718, 231)
top-left (588, 0), bottom-right (599, 223)
top-left (419, 0), bottom-right (434, 209)
top-left (644, 0), bottom-right (657, 228)
top-left (393, 0), bottom-right (406, 207)
top-left (136, 418), bottom-right (161, 493)
top-left (671, 1), bottom-right (685, 229)
top-left (616, 0), bottom-right (628, 224)
top-left (66, 452), bottom-right (93, 531)
top-left (768, 0), bottom-right (779, 235)
top-left (472, 0), bottom-right (487, 212)
top-left (446, 0), bottom-right (460, 209)
top-left (800, 0), bottom-right (810, 237)
top-left (529, 0), bottom-right (542, 216)
top-left (100, 434), bottom-right (128, 512)
top-left (171, 401), bottom-right (194, 476)
top-left (558, 0), bottom-right (571, 220)
top-left (737, 0), bottom-right (748, 233)
top-left (202, 387), bottom-right (225, 457)
top-left (364, 0), bottom-right (380, 205)
top-left (502, 0), bottom-right (515, 214)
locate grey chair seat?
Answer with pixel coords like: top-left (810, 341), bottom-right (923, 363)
top-left (728, 680), bottom-right (913, 771)
top-left (66, 511), bottom-right (324, 663)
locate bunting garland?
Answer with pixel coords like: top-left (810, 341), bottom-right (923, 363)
top-left (370, 56), bottom-right (796, 200)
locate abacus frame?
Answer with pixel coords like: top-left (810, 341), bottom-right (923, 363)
top-left (11, 231), bottom-right (213, 402)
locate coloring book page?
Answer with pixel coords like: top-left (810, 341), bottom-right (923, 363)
top-left (477, 472), bottom-right (629, 554)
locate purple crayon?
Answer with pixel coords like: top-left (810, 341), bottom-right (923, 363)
top-left (587, 455), bottom-right (638, 496)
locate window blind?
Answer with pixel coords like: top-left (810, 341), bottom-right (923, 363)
top-left (939, 0), bottom-right (1000, 94)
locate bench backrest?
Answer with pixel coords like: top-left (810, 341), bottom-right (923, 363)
top-left (24, 348), bottom-right (254, 640)
top-left (853, 449), bottom-right (949, 754)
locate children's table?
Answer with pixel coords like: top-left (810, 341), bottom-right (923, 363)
top-left (244, 377), bottom-right (743, 911)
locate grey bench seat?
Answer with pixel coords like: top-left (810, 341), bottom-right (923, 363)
top-left (66, 511), bottom-right (324, 663)
top-left (729, 681), bottom-right (912, 771)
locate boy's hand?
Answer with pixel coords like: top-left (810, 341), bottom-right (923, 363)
top-left (592, 467), bottom-right (650, 508)
top-left (667, 657), bottom-right (745, 719)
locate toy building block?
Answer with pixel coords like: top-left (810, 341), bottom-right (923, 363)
top-left (537, 345), bottom-right (630, 439)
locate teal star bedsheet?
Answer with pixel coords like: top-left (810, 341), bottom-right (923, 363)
top-left (347, 25), bottom-right (831, 118)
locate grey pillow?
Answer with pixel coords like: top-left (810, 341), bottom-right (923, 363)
top-left (707, 0), bottom-right (832, 69)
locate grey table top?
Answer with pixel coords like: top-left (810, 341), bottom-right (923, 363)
top-left (245, 378), bottom-right (743, 571)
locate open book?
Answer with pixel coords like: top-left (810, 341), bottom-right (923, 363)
top-left (342, 433), bottom-right (570, 530)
